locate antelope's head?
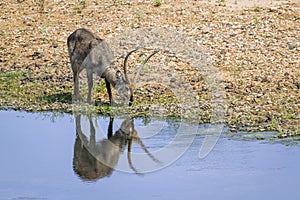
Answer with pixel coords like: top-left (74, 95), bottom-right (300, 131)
top-left (115, 49), bottom-right (159, 106)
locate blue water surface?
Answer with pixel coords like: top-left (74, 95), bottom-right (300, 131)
top-left (0, 110), bottom-right (299, 200)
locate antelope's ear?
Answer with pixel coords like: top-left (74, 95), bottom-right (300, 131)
top-left (129, 84), bottom-right (135, 91)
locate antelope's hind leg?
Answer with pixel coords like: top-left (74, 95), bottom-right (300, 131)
top-left (72, 69), bottom-right (83, 102)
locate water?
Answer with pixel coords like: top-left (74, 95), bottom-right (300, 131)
top-left (0, 110), bottom-right (299, 200)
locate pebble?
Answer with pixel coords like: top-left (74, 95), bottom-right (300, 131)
top-left (191, 77), bottom-right (199, 82)
top-left (269, 7), bottom-right (278, 12)
top-left (261, 77), bottom-right (268, 83)
top-left (250, 44), bottom-right (256, 50)
top-left (170, 77), bottom-right (176, 82)
top-left (288, 44), bottom-right (296, 50)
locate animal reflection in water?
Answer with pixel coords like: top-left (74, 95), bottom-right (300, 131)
top-left (73, 115), bottom-right (158, 181)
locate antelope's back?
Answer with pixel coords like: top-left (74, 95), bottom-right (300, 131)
top-left (67, 28), bottom-right (103, 67)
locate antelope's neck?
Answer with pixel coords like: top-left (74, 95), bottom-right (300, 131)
top-left (102, 67), bottom-right (117, 87)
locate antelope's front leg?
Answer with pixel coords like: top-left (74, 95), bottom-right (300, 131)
top-left (105, 79), bottom-right (114, 105)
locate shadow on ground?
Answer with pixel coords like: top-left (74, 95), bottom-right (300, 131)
top-left (39, 92), bottom-right (72, 104)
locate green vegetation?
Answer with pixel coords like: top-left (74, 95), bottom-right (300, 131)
top-left (218, 0), bottom-right (226, 6)
top-left (254, 16), bottom-right (259, 26)
top-left (78, 0), bottom-right (87, 8)
top-left (0, 70), bottom-right (73, 112)
top-left (155, 0), bottom-right (162, 7)
top-left (73, 0), bottom-right (88, 14)
top-left (33, 0), bottom-right (45, 12)
top-left (254, 6), bottom-right (262, 12)
top-left (137, 12), bottom-right (143, 23)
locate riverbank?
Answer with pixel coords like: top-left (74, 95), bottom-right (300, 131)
top-left (0, 0), bottom-right (299, 136)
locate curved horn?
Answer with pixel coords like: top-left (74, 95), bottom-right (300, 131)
top-left (123, 48), bottom-right (139, 83)
top-left (142, 50), bottom-right (159, 64)
top-left (133, 50), bottom-right (160, 84)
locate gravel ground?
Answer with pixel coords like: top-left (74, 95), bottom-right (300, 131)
top-left (0, 0), bottom-right (299, 136)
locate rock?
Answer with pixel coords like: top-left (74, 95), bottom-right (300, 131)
top-left (51, 43), bottom-right (58, 48)
top-left (250, 44), bottom-right (256, 50)
top-left (230, 128), bottom-right (237, 132)
top-left (269, 7), bottom-right (278, 12)
top-left (170, 77), bottom-right (176, 82)
top-left (32, 51), bottom-right (44, 59)
top-left (288, 44), bottom-right (296, 50)
top-left (202, 27), bottom-right (210, 34)
top-left (261, 77), bottom-right (268, 83)
top-left (191, 77), bottom-right (199, 82)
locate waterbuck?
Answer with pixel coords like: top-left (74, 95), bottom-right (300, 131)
top-left (67, 28), bottom-right (158, 105)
